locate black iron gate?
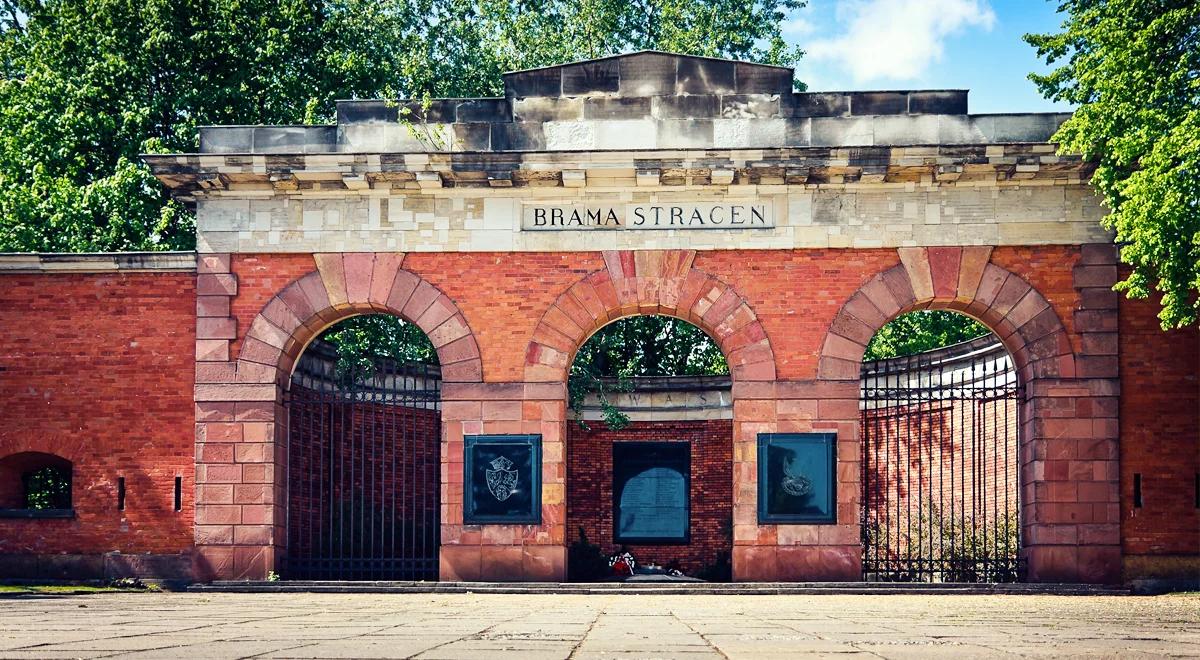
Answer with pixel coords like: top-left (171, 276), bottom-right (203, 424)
top-left (284, 341), bottom-right (441, 580)
top-left (860, 336), bottom-right (1023, 583)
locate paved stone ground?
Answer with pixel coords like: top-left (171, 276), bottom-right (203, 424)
top-left (0, 592), bottom-right (1196, 659)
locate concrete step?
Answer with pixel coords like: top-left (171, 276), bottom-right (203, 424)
top-left (191, 581), bottom-right (1131, 596)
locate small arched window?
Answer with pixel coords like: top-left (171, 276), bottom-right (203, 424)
top-left (0, 452), bottom-right (73, 518)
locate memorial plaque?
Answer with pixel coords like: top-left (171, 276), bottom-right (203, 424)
top-left (757, 433), bottom-right (837, 524)
top-left (464, 435), bottom-right (541, 524)
top-left (612, 442), bottom-right (690, 543)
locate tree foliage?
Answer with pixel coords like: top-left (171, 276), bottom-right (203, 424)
top-left (1026, 0), bottom-right (1200, 328)
top-left (572, 315), bottom-right (729, 379)
top-left (23, 465), bottom-right (71, 509)
top-left (863, 311), bottom-right (991, 361)
top-left (319, 314), bottom-right (437, 377)
top-left (569, 315), bottom-right (728, 430)
top-left (0, 0), bottom-right (414, 251)
top-left (0, 0), bottom-right (804, 252)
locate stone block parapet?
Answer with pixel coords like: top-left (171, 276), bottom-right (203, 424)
top-left (195, 112), bottom-right (1069, 154)
top-left (147, 52), bottom-right (1103, 257)
top-left (176, 52), bottom-right (1070, 158)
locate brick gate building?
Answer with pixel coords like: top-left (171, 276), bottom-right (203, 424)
top-left (0, 52), bottom-right (1195, 585)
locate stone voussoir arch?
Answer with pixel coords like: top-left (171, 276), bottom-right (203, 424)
top-left (235, 252), bottom-right (483, 384)
top-left (523, 249), bottom-right (776, 383)
top-left (818, 246), bottom-right (1075, 385)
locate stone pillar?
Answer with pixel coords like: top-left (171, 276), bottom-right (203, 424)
top-left (192, 253), bottom-right (282, 580)
top-left (730, 381), bottom-right (862, 581)
top-left (438, 382), bottom-right (568, 581)
top-left (1022, 243), bottom-right (1122, 583)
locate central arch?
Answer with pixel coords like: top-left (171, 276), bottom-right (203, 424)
top-left (523, 249), bottom-right (778, 582)
top-left (564, 314), bottom-right (735, 580)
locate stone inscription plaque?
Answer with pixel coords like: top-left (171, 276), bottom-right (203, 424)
top-left (613, 442), bottom-right (690, 543)
top-left (522, 202), bottom-right (773, 230)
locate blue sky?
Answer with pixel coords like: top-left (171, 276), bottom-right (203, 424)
top-left (783, 0), bottom-right (1073, 113)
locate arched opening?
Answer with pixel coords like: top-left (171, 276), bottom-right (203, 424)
top-left (565, 315), bottom-right (734, 582)
top-left (0, 452), bottom-right (73, 515)
top-left (283, 313), bottom-right (441, 580)
top-left (860, 310), bottom-right (1022, 583)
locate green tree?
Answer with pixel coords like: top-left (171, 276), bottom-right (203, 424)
top-left (569, 315), bottom-right (728, 429)
top-left (863, 311), bottom-right (990, 361)
top-left (572, 315), bottom-right (728, 379)
top-left (0, 0), bottom-right (422, 251)
top-left (319, 315), bottom-right (438, 377)
top-left (0, 0), bottom-right (805, 253)
top-left (1026, 0), bottom-right (1200, 329)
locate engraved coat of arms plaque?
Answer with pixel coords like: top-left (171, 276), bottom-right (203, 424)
top-left (464, 435), bottom-right (541, 524)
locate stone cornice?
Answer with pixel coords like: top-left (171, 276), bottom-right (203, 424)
top-left (147, 144), bottom-right (1093, 200)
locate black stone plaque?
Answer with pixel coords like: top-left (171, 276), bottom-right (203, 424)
top-left (464, 435), bottom-right (541, 525)
top-left (613, 442), bottom-right (689, 543)
top-left (757, 433), bottom-right (837, 524)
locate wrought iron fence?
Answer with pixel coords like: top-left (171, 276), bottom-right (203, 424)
top-left (860, 335), bottom-right (1024, 583)
top-left (284, 341), bottom-right (441, 580)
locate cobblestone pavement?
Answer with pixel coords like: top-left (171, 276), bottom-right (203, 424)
top-left (0, 592), bottom-right (1196, 659)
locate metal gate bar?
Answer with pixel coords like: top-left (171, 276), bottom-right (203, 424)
top-left (285, 341), bottom-right (441, 581)
top-left (860, 336), bottom-right (1023, 583)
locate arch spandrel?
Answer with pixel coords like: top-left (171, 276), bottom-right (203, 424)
top-left (524, 249), bottom-right (777, 384)
top-left (235, 253), bottom-right (483, 385)
top-left (819, 247), bottom-right (1075, 384)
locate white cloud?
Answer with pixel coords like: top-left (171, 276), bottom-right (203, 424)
top-left (804, 0), bottom-right (996, 84)
top-left (783, 15), bottom-right (816, 37)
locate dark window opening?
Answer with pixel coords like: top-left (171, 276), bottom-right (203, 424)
top-left (0, 452), bottom-right (73, 518)
top-left (174, 476), bottom-right (183, 512)
top-left (1133, 473), bottom-right (1143, 508)
top-left (22, 466), bottom-right (71, 509)
top-left (612, 442), bottom-right (690, 544)
top-left (117, 477), bottom-right (126, 511)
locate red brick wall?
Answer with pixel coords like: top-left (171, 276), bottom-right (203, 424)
top-left (0, 272), bottom-right (196, 556)
top-left (566, 419), bottom-right (733, 577)
top-left (1119, 294), bottom-right (1200, 563)
top-left (231, 248), bottom-right (1085, 383)
top-left (219, 246), bottom-right (1111, 583)
top-left (6, 245), bottom-right (1193, 582)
